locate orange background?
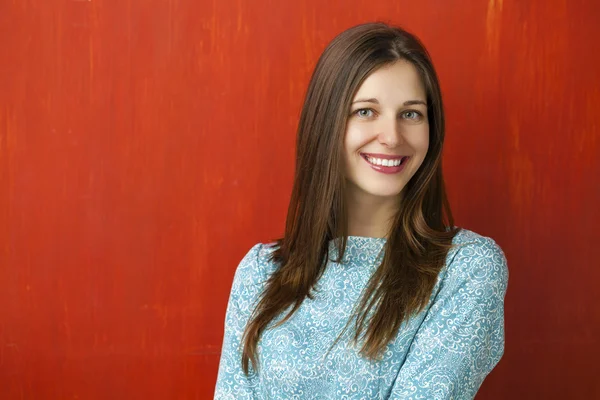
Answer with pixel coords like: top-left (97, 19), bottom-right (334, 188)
top-left (1, 0), bottom-right (599, 398)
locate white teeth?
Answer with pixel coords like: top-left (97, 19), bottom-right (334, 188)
top-left (366, 156), bottom-right (403, 167)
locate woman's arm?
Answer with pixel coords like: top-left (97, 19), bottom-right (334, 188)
top-left (214, 244), bottom-right (266, 400)
top-left (388, 237), bottom-right (509, 400)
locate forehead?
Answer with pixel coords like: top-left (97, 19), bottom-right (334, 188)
top-left (352, 61), bottom-right (426, 102)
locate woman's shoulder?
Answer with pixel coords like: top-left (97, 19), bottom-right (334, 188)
top-left (443, 228), bottom-right (509, 292)
top-left (450, 227), bottom-right (505, 256)
top-left (230, 242), bottom-right (279, 298)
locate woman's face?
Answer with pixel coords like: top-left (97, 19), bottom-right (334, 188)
top-left (343, 61), bottom-right (430, 200)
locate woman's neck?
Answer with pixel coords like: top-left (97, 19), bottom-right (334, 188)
top-left (346, 188), bottom-right (401, 239)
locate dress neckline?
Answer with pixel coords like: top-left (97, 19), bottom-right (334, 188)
top-left (328, 236), bottom-right (387, 264)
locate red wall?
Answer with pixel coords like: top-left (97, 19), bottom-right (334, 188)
top-left (1, 1), bottom-right (599, 398)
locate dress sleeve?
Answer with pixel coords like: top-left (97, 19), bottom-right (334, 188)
top-left (388, 237), bottom-right (509, 400)
top-left (214, 243), bottom-right (267, 400)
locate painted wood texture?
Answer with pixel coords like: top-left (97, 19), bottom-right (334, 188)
top-left (1, 0), bottom-right (598, 398)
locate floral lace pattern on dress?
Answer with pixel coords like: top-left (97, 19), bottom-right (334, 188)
top-left (214, 229), bottom-right (508, 400)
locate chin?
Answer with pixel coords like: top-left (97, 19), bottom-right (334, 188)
top-left (362, 186), bottom-right (404, 199)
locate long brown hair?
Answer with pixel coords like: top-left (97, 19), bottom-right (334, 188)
top-left (241, 22), bottom-right (458, 374)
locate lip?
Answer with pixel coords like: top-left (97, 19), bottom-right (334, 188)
top-left (361, 152), bottom-right (405, 160)
top-left (360, 153), bottom-right (410, 175)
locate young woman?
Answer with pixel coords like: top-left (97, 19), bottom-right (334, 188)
top-left (214, 22), bottom-right (508, 399)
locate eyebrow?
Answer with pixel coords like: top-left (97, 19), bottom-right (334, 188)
top-left (351, 98), bottom-right (427, 106)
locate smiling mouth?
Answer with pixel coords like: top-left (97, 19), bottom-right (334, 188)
top-left (361, 154), bottom-right (409, 167)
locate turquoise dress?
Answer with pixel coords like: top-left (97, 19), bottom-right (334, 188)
top-left (214, 229), bottom-right (508, 399)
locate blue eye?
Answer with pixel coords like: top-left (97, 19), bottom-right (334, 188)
top-left (402, 110), bottom-right (421, 120)
top-left (355, 108), bottom-right (374, 118)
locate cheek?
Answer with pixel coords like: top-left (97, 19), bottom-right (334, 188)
top-left (344, 124), bottom-right (370, 157)
top-left (406, 126), bottom-right (430, 156)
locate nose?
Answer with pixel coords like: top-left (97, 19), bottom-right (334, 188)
top-left (377, 116), bottom-right (403, 148)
